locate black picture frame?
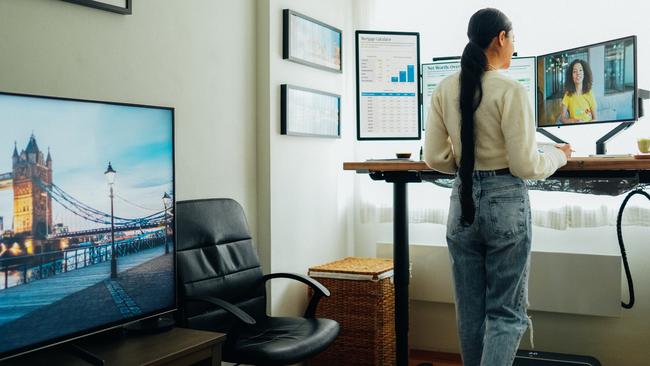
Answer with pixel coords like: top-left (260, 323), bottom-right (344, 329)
top-left (61, 0), bottom-right (132, 15)
top-left (356, 30), bottom-right (421, 140)
top-left (281, 84), bottom-right (341, 138)
top-left (283, 9), bottom-right (342, 73)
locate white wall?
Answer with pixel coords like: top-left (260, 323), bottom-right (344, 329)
top-left (0, 0), bottom-right (258, 233)
top-left (257, 0), bottom-right (356, 316)
top-left (357, 1), bottom-right (650, 364)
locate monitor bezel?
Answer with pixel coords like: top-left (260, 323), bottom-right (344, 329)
top-left (0, 90), bottom-right (177, 362)
top-left (536, 35), bottom-right (638, 128)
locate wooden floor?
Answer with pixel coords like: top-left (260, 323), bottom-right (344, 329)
top-left (409, 350), bottom-right (463, 366)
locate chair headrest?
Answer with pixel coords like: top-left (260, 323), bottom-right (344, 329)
top-left (175, 198), bottom-right (251, 251)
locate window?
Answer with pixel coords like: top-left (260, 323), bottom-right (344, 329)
top-left (604, 38), bottom-right (635, 94)
top-left (544, 50), bottom-right (588, 100)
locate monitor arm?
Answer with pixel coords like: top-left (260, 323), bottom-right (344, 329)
top-left (536, 128), bottom-right (568, 144)
top-left (595, 122), bottom-right (634, 155)
top-left (639, 88), bottom-right (649, 118)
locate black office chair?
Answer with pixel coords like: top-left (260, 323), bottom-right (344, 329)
top-left (175, 198), bottom-right (339, 366)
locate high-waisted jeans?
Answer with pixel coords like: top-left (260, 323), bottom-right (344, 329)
top-left (446, 171), bottom-right (532, 366)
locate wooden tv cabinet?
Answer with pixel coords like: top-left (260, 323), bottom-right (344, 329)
top-left (3, 327), bottom-right (226, 366)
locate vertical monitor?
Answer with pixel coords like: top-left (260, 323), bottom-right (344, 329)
top-left (356, 31), bottom-right (421, 140)
top-left (422, 56), bottom-right (537, 126)
top-left (536, 36), bottom-right (637, 127)
top-left (0, 92), bottom-right (175, 361)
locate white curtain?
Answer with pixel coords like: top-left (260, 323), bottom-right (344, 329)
top-left (359, 178), bottom-right (650, 230)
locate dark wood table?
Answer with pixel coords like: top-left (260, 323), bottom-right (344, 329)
top-left (3, 327), bottom-right (226, 366)
top-left (343, 157), bottom-right (650, 366)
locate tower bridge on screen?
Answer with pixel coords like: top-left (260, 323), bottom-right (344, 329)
top-left (0, 135), bottom-right (168, 244)
top-left (0, 135), bottom-right (172, 291)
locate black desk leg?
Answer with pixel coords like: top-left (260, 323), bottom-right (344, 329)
top-left (393, 180), bottom-right (409, 366)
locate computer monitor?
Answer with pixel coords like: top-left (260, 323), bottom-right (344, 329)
top-left (537, 36), bottom-right (637, 127)
top-left (421, 56), bottom-right (537, 126)
top-left (0, 91), bottom-right (176, 361)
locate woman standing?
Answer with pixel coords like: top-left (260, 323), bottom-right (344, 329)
top-left (423, 8), bottom-right (572, 366)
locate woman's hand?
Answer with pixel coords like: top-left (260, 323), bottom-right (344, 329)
top-left (555, 143), bottom-right (573, 159)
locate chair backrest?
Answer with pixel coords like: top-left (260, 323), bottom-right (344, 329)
top-left (176, 198), bottom-right (266, 331)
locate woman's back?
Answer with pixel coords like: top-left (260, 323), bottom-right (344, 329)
top-left (425, 70), bottom-right (566, 180)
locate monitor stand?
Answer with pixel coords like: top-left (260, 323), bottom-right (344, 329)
top-left (65, 344), bottom-right (105, 366)
top-left (536, 127), bottom-right (567, 144)
top-left (595, 121), bottom-right (634, 155)
top-left (124, 316), bottom-right (175, 335)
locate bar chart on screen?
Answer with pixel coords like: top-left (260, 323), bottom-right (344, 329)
top-left (357, 31), bottom-right (420, 140)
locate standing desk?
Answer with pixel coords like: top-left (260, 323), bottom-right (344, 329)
top-left (343, 157), bottom-right (650, 366)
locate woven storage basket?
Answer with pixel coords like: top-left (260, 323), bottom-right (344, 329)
top-left (308, 257), bottom-right (395, 366)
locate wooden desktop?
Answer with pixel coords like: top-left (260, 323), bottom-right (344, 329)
top-left (343, 156), bottom-right (650, 174)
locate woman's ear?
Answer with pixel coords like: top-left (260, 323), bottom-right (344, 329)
top-left (498, 30), bottom-right (507, 47)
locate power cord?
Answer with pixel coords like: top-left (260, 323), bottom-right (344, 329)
top-left (616, 188), bottom-right (650, 309)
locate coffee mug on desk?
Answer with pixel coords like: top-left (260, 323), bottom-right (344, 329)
top-left (638, 138), bottom-right (650, 154)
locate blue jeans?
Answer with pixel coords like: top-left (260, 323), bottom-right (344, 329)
top-left (446, 171), bottom-right (532, 366)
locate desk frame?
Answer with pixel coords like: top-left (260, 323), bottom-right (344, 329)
top-left (345, 157), bottom-right (650, 366)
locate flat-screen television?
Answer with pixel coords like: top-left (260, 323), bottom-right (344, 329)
top-left (0, 92), bottom-right (175, 361)
top-left (422, 56), bottom-right (536, 126)
top-left (537, 35), bottom-right (637, 127)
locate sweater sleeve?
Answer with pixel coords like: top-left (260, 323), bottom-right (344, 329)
top-left (424, 88), bottom-right (457, 174)
top-left (501, 85), bottom-right (567, 180)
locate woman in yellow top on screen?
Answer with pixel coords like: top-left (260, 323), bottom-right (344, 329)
top-left (559, 59), bottom-right (597, 123)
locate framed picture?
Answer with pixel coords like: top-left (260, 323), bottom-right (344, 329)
top-left (61, 0), bottom-right (132, 15)
top-left (281, 84), bottom-right (341, 138)
top-left (283, 9), bottom-right (342, 73)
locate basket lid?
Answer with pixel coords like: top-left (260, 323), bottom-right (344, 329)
top-left (309, 257), bottom-right (393, 280)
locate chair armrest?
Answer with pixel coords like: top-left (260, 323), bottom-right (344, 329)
top-left (185, 295), bottom-right (256, 325)
top-left (262, 272), bottom-right (331, 318)
top-left (262, 272), bottom-right (330, 297)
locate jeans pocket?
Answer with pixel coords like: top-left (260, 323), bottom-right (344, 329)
top-left (488, 196), bottom-right (526, 238)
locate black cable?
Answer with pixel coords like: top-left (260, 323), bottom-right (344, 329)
top-left (616, 188), bottom-right (650, 309)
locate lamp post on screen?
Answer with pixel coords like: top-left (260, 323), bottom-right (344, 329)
top-left (162, 192), bottom-right (171, 255)
top-left (105, 162), bottom-right (117, 279)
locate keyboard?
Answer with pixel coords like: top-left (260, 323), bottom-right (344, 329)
top-left (587, 154), bottom-right (634, 158)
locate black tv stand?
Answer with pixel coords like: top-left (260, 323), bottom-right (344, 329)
top-left (123, 316), bottom-right (175, 335)
top-left (536, 127), bottom-right (567, 144)
top-left (65, 344), bottom-right (105, 366)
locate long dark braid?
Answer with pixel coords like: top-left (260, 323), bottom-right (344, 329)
top-left (458, 8), bottom-right (512, 224)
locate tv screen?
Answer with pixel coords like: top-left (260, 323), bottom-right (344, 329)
top-left (422, 56), bottom-right (536, 126)
top-left (537, 36), bottom-right (637, 127)
top-left (0, 92), bottom-right (175, 361)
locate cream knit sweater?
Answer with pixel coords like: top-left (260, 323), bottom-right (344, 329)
top-left (423, 71), bottom-right (567, 179)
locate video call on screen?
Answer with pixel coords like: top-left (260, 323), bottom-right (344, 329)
top-left (537, 36), bottom-right (636, 127)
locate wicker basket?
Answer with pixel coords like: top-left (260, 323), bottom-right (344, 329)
top-left (308, 257), bottom-right (395, 366)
